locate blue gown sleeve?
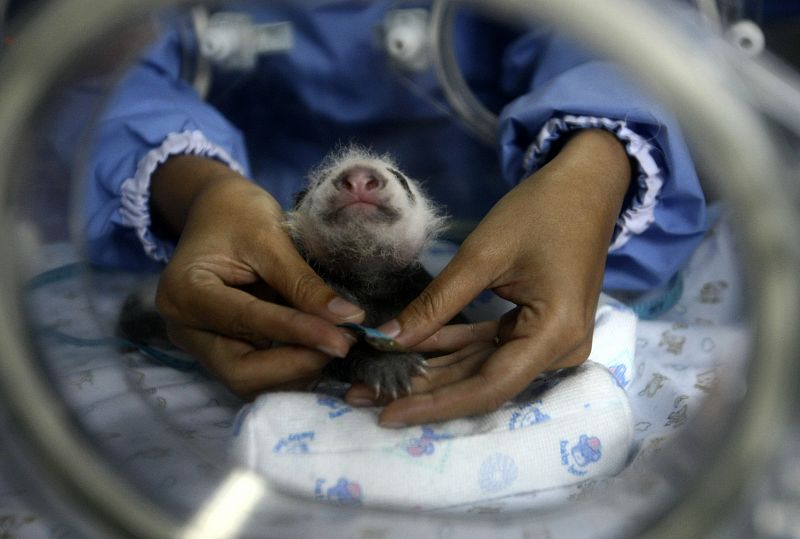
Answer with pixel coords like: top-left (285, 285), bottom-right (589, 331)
top-left (84, 24), bottom-right (251, 270)
top-left (497, 29), bottom-right (707, 292)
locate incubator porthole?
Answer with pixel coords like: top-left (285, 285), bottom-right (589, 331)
top-left (0, 1), bottom-right (798, 538)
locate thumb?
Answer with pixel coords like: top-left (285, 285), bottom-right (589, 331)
top-left (257, 239), bottom-right (365, 324)
top-left (377, 249), bottom-right (491, 347)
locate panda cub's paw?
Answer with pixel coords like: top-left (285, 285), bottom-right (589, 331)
top-left (350, 349), bottom-right (428, 399)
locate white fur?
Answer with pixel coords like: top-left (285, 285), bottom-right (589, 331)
top-left (286, 145), bottom-right (446, 274)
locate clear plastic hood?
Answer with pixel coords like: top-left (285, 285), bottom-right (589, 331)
top-left (0, 1), bottom-right (798, 538)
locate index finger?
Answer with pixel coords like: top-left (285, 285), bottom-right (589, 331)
top-left (158, 272), bottom-right (355, 358)
top-left (166, 324), bottom-right (332, 399)
top-left (411, 321), bottom-right (498, 353)
top-left (378, 248), bottom-right (493, 347)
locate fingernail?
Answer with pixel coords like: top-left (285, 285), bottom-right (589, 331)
top-left (339, 330), bottom-right (358, 343)
top-left (379, 420), bottom-right (407, 429)
top-left (377, 319), bottom-right (401, 339)
top-left (317, 345), bottom-right (346, 359)
top-left (328, 297), bottom-right (363, 320)
top-left (349, 398), bottom-right (375, 407)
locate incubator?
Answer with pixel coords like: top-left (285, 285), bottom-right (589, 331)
top-left (0, 0), bottom-right (799, 537)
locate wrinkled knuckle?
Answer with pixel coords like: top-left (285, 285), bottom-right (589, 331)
top-left (288, 271), bottom-right (325, 307)
top-left (155, 266), bottom-right (208, 320)
top-left (410, 288), bottom-right (447, 324)
top-left (185, 265), bottom-right (211, 287)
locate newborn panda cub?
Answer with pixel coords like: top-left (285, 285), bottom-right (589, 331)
top-left (286, 146), bottom-right (447, 398)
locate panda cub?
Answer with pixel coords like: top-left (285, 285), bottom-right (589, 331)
top-left (285, 145), bottom-right (447, 397)
top-left (118, 145), bottom-right (448, 399)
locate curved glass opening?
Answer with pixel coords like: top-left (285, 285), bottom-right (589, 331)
top-left (0, 1), bottom-right (798, 538)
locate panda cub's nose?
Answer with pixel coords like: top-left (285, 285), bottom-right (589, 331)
top-left (338, 167), bottom-right (384, 195)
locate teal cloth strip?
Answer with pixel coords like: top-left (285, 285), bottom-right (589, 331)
top-left (630, 272), bottom-right (684, 320)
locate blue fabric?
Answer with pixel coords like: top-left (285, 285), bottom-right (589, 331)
top-left (79, 2), bottom-right (707, 292)
top-left (756, 2), bottom-right (800, 21)
top-left (498, 30), bottom-right (706, 290)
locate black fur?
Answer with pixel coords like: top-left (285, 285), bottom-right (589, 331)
top-left (387, 167), bottom-right (416, 203)
top-left (292, 187), bottom-right (309, 208)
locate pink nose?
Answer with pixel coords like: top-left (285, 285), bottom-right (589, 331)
top-left (340, 168), bottom-right (381, 194)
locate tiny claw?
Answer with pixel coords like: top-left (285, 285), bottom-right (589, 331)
top-left (401, 379), bottom-right (413, 395)
top-left (413, 365), bottom-right (430, 381)
top-left (390, 388), bottom-right (398, 401)
top-left (372, 382), bottom-right (382, 400)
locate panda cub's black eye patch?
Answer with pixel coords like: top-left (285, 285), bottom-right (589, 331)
top-left (292, 187), bottom-right (309, 208)
top-left (387, 167), bottom-right (415, 203)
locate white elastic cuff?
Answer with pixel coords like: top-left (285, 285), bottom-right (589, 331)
top-left (119, 130), bottom-right (246, 262)
top-left (522, 115), bottom-right (663, 252)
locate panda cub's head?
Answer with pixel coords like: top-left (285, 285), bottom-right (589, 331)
top-left (286, 145), bottom-right (446, 275)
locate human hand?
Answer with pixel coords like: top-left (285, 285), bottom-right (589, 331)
top-left (151, 156), bottom-right (365, 399)
top-left (345, 129), bottom-right (631, 426)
